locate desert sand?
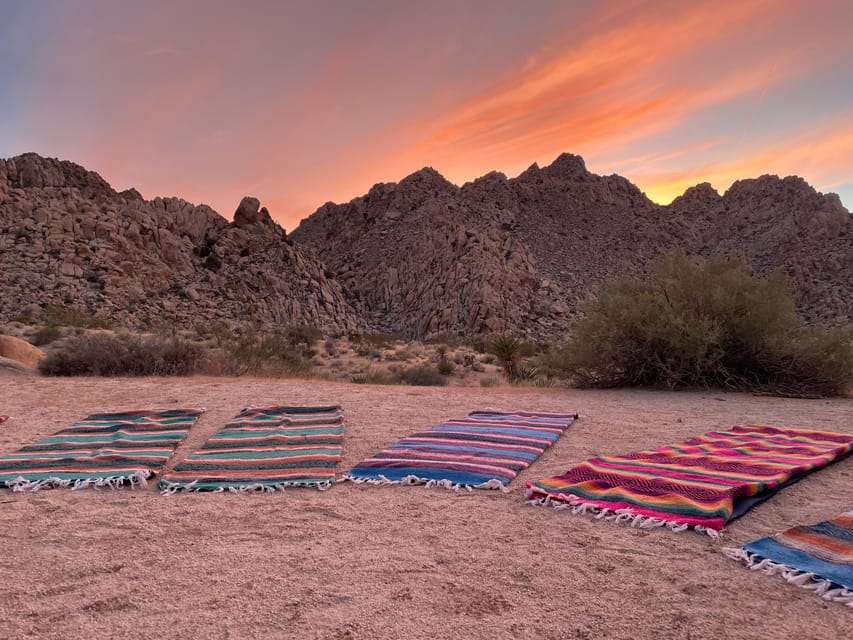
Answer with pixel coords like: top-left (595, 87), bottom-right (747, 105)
top-left (0, 376), bottom-right (850, 639)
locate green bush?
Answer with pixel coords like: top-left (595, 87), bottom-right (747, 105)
top-left (285, 325), bottom-right (323, 347)
top-left (223, 328), bottom-right (313, 376)
top-left (425, 333), bottom-right (464, 349)
top-left (39, 333), bottom-right (200, 376)
top-left (397, 365), bottom-right (448, 386)
top-left (42, 304), bottom-right (111, 329)
top-left (435, 345), bottom-right (455, 376)
top-left (32, 325), bottom-right (62, 346)
top-left (437, 358), bottom-right (455, 376)
top-left (552, 251), bottom-right (853, 396)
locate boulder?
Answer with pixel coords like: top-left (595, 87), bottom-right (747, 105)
top-left (0, 355), bottom-right (36, 377)
top-left (0, 335), bottom-right (45, 368)
top-left (233, 196), bottom-right (262, 226)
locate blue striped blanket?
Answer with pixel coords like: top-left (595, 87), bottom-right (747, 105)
top-left (344, 409), bottom-right (577, 490)
top-left (724, 508), bottom-right (853, 606)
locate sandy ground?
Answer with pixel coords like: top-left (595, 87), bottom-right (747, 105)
top-left (0, 376), bottom-right (850, 640)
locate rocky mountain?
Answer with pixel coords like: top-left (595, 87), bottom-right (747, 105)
top-left (1, 152), bottom-right (850, 340)
top-left (667, 175), bottom-right (851, 321)
top-left (293, 153), bottom-right (852, 338)
top-left (0, 153), bottom-right (357, 332)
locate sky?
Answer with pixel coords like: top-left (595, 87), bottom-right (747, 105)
top-left (1, 0), bottom-right (851, 230)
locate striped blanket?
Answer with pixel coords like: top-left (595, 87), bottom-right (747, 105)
top-left (159, 405), bottom-right (345, 493)
top-left (724, 509), bottom-right (853, 606)
top-left (344, 409), bottom-right (578, 491)
top-left (0, 409), bottom-right (203, 491)
top-left (527, 425), bottom-right (853, 537)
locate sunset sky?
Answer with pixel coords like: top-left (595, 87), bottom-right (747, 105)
top-left (2, 0), bottom-right (851, 229)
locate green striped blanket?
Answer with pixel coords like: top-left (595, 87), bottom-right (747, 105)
top-left (0, 409), bottom-right (204, 491)
top-left (159, 405), bottom-right (345, 493)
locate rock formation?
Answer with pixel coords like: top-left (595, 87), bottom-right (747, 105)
top-left (2, 151), bottom-right (850, 340)
top-left (0, 153), bottom-right (357, 332)
top-left (293, 152), bottom-right (852, 338)
top-left (0, 335), bottom-right (44, 368)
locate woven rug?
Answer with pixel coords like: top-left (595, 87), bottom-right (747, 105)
top-left (527, 425), bottom-right (853, 538)
top-left (724, 509), bottom-right (853, 606)
top-left (159, 405), bottom-right (345, 493)
top-left (0, 408), bottom-right (204, 491)
top-left (344, 409), bottom-right (578, 491)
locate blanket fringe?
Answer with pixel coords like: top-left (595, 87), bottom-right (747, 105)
top-left (723, 547), bottom-right (853, 607)
top-left (525, 489), bottom-right (719, 539)
top-left (5, 469), bottom-right (151, 492)
top-left (341, 473), bottom-right (509, 493)
top-left (159, 479), bottom-right (334, 495)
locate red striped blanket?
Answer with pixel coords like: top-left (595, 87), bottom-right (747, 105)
top-left (527, 425), bottom-right (853, 537)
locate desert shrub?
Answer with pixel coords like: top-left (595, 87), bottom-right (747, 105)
top-left (469, 337), bottom-right (488, 353)
top-left (514, 365), bottom-right (539, 383)
top-left (208, 321), bottom-right (234, 347)
top-left (352, 341), bottom-right (372, 357)
top-left (324, 340), bottom-right (339, 357)
top-left (388, 347), bottom-right (416, 362)
top-left (437, 358), bottom-right (455, 376)
top-left (39, 333), bottom-right (200, 376)
top-left (425, 333), bottom-right (464, 349)
top-left (223, 328), bottom-right (312, 376)
top-left (42, 304), bottom-right (111, 329)
top-left (434, 345), bottom-right (455, 375)
top-left (32, 325), bottom-right (62, 346)
top-left (397, 365), bottom-right (448, 386)
top-left (765, 324), bottom-right (853, 396)
top-left (517, 342), bottom-right (539, 358)
top-left (285, 325), bottom-right (323, 347)
top-left (479, 376), bottom-right (500, 387)
top-left (533, 375), bottom-right (556, 388)
top-left (350, 368), bottom-right (397, 385)
top-left (553, 251), bottom-right (853, 396)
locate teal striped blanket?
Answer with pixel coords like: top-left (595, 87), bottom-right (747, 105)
top-left (159, 405), bottom-right (345, 493)
top-left (0, 409), bottom-right (203, 491)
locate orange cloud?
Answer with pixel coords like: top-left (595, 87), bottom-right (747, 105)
top-left (395, 1), bottom-right (781, 168)
top-left (635, 112), bottom-right (853, 204)
top-left (18, 0), bottom-right (850, 229)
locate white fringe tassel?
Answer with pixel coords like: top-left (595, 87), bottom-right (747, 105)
top-left (5, 470), bottom-right (151, 492)
top-left (158, 479), bottom-right (334, 495)
top-left (340, 473), bottom-right (509, 493)
top-left (723, 547), bottom-right (853, 607)
top-left (525, 488), bottom-right (719, 539)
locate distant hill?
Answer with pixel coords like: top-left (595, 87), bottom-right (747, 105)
top-left (2, 152), bottom-right (850, 339)
top-left (0, 153), bottom-right (357, 332)
top-left (292, 152), bottom-right (852, 337)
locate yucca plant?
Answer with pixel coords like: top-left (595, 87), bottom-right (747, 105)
top-left (488, 335), bottom-right (522, 381)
